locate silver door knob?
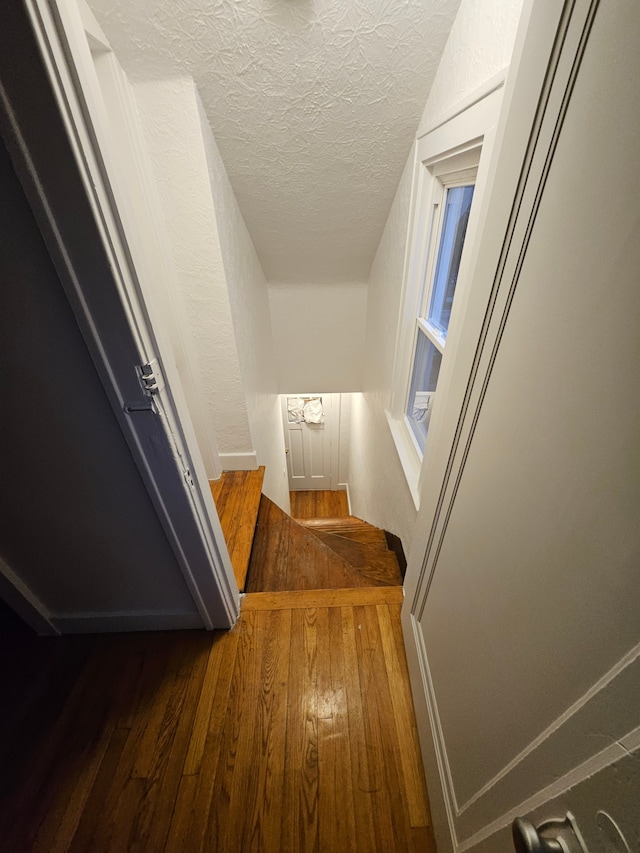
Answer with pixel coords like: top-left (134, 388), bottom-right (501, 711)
top-left (512, 818), bottom-right (562, 853)
top-left (512, 813), bottom-right (587, 853)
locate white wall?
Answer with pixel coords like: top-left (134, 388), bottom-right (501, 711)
top-left (133, 78), bottom-right (254, 460)
top-left (348, 0), bottom-right (524, 550)
top-left (196, 94), bottom-right (290, 513)
top-left (91, 51), bottom-right (221, 480)
top-left (348, 155), bottom-right (418, 547)
top-left (268, 283), bottom-right (367, 393)
top-left (337, 394), bottom-right (352, 489)
top-left (418, 0), bottom-right (523, 128)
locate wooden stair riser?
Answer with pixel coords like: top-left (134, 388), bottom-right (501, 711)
top-left (295, 515), bottom-right (375, 530)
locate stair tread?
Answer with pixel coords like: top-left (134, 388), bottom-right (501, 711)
top-left (246, 497), bottom-right (400, 592)
top-left (296, 518), bottom-right (388, 549)
top-left (312, 527), bottom-right (388, 549)
top-left (311, 531), bottom-right (403, 586)
top-left (295, 516), bottom-right (378, 530)
top-left (209, 467), bottom-right (265, 591)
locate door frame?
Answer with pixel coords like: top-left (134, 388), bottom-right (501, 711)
top-left (0, 0), bottom-right (239, 630)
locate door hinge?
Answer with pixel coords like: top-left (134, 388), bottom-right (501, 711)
top-left (137, 358), bottom-right (165, 395)
top-left (183, 467), bottom-right (195, 489)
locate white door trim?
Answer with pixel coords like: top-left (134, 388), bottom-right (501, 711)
top-left (1, 0), bottom-right (239, 629)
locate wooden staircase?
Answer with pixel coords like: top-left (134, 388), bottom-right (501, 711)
top-left (210, 472), bottom-right (403, 594)
top-left (245, 497), bottom-right (403, 593)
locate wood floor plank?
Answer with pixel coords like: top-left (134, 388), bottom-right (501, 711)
top-left (74, 637), bottom-right (180, 852)
top-left (180, 625), bottom-right (242, 852)
top-left (130, 635), bottom-right (192, 779)
top-left (1, 600), bottom-right (433, 852)
top-left (282, 607), bottom-right (319, 853)
top-left (207, 612), bottom-right (263, 852)
top-left (65, 726), bottom-right (129, 853)
top-left (182, 632), bottom-right (227, 775)
top-left (242, 586), bottom-right (403, 611)
top-left (142, 638), bottom-right (212, 852)
top-left (377, 603), bottom-right (430, 828)
top-left (366, 604), bottom-right (424, 850)
top-left (209, 467), bottom-right (265, 590)
top-left (163, 774), bottom-right (199, 853)
top-left (317, 607), bottom-right (357, 852)
top-left (353, 605), bottom-right (406, 851)
top-left (244, 608), bottom-right (291, 852)
top-left (339, 607), bottom-right (378, 852)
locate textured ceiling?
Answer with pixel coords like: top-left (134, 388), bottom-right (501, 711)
top-left (88, 0), bottom-right (461, 283)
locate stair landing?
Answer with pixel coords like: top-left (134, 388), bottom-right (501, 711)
top-left (290, 489), bottom-right (349, 519)
top-left (209, 467), bottom-right (264, 591)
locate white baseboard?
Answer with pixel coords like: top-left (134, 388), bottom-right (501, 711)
top-left (218, 451), bottom-right (258, 471)
top-left (337, 482), bottom-right (352, 515)
top-left (51, 609), bottom-right (205, 634)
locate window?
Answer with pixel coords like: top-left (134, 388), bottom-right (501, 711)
top-left (386, 86), bottom-right (504, 508)
top-left (405, 180), bottom-right (475, 453)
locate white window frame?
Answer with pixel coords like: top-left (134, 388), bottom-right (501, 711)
top-left (387, 86), bottom-right (505, 508)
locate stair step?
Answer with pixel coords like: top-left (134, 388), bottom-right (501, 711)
top-left (296, 515), bottom-right (376, 530)
top-left (289, 489), bottom-right (350, 519)
top-left (246, 497), bottom-right (398, 593)
top-left (242, 587), bottom-right (403, 611)
top-left (296, 517), bottom-right (388, 549)
top-left (310, 531), bottom-right (402, 586)
top-left (209, 467), bottom-right (265, 591)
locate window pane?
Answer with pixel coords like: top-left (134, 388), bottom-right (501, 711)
top-left (406, 330), bottom-right (442, 452)
top-left (427, 184), bottom-right (474, 337)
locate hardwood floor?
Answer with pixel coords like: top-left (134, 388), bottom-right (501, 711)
top-left (209, 468), bottom-right (265, 590)
top-left (0, 600), bottom-right (435, 852)
top-left (290, 489), bottom-right (349, 519)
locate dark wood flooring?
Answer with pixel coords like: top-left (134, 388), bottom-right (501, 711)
top-left (0, 594), bottom-right (434, 852)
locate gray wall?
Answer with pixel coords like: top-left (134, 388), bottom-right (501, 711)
top-left (0, 138), bottom-right (199, 625)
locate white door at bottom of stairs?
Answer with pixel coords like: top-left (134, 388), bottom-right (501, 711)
top-left (282, 394), bottom-right (336, 491)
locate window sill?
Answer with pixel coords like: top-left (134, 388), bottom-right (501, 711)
top-left (385, 410), bottom-right (421, 511)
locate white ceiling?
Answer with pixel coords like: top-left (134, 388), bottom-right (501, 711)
top-left (88, 0), bottom-right (461, 283)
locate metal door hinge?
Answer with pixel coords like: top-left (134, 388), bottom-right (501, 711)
top-left (137, 358), bottom-right (165, 395)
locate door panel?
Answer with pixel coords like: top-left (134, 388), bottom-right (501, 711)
top-left (282, 394), bottom-right (335, 490)
top-left (289, 427), bottom-right (305, 479)
top-left (307, 425), bottom-right (327, 479)
top-left (3, 0), bottom-right (238, 627)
